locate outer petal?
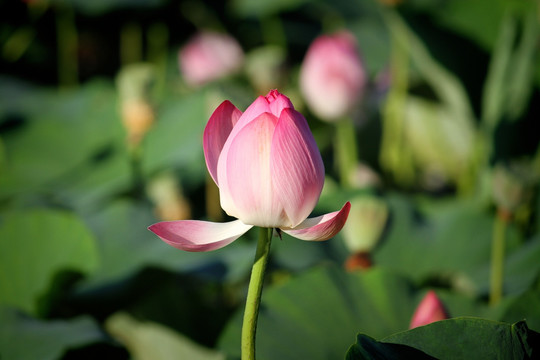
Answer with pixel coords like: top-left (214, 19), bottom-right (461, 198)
top-left (282, 202), bottom-right (351, 241)
top-left (271, 108), bottom-right (325, 227)
top-left (216, 96), bottom-right (272, 213)
top-left (220, 112), bottom-right (288, 227)
top-left (148, 219), bottom-right (253, 252)
top-left (203, 100), bottom-right (242, 184)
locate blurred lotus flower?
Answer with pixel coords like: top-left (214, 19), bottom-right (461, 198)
top-left (402, 96), bottom-right (475, 190)
top-left (120, 100), bottom-right (154, 145)
top-left (342, 196), bottom-right (388, 254)
top-left (299, 31), bottom-right (366, 121)
top-left (147, 173), bottom-right (191, 222)
top-left (409, 291), bottom-right (449, 329)
top-left (116, 63), bottom-right (157, 146)
top-left (492, 161), bottom-right (537, 216)
top-left (149, 90), bottom-right (350, 251)
top-left (179, 31), bottom-right (244, 87)
top-left (343, 195), bottom-right (388, 272)
top-left (349, 163), bottom-right (382, 189)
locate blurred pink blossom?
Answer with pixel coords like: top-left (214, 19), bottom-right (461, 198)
top-left (149, 90), bottom-right (350, 251)
top-left (409, 291), bottom-right (449, 329)
top-left (300, 31), bottom-right (366, 121)
top-left (179, 31), bottom-right (244, 87)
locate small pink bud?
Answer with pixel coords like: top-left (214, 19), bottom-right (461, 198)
top-left (300, 31), bottom-right (366, 121)
top-left (409, 291), bottom-right (449, 329)
top-left (179, 31), bottom-right (244, 87)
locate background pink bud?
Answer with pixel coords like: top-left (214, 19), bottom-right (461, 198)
top-left (299, 31), bottom-right (366, 121)
top-left (179, 31), bottom-right (244, 87)
top-left (409, 291), bottom-right (449, 329)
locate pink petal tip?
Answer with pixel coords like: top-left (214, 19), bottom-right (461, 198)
top-left (409, 290), bottom-right (449, 329)
top-left (282, 201), bottom-right (351, 241)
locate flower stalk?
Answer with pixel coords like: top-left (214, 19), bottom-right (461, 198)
top-left (489, 208), bottom-right (509, 306)
top-left (335, 118), bottom-right (358, 188)
top-left (241, 227), bottom-right (273, 360)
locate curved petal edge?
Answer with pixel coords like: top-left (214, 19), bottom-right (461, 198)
top-left (148, 219), bottom-right (253, 252)
top-left (203, 100), bottom-right (242, 185)
top-left (282, 202), bottom-right (351, 241)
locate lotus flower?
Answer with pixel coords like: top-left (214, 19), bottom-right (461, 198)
top-left (179, 31), bottom-right (244, 87)
top-left (300, 31), bottom-right (366, 121)
top-left (149, 90), bottom-right (350, 251)
top-left (409, 291), bottom-right (449, 329)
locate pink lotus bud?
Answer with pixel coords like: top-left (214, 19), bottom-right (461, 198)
top-left (409, 291), bottom-right (449, 329)
top-left (300, 31), bottom-right (366, 121)
top-left (179, 31), bottom-right (244, 87)
top-left (149, 90), bottom-right (350, 252)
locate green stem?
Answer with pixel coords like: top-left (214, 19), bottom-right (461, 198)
top-left (335, 118), bottom-right (358, 188)
top-left (241, 227), bottom-right (273, 360)
top-left (128, 143), bottom-right (145, 200)
top-left (489, 210), bottom-right (508, 306)
top-left (120, 22), bottom-right (143, 66)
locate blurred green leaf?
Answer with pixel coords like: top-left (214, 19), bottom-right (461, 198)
top-left (271, 231), bottom-right (330, 271)
top-left (402, 96), bottom-right (475, 187)
top-left (0, 209), bottom-right (99, 316)
top-left (53, 147), bottom-right (132, 211)
top-left (373, 194), bottom-right (540, 297)
top-left (429, 0), bottom-right (507, 50)
top-left (372, 318), bottom-right (538, 360)
top-left (350, 17), bottom-right (390, 77)
top-left (141, 91), bottom-right (208, 180)
top-left (105, 312), bottom-right (225, 360)
top-left (508, 8), bottom-right (540, 121)
top-left (482, 7), bottom-right (538, 135)
top-left (481, 11), bottom-right (516, 133)
top-left (469, 234), bottom-right (540, 296)
top-left (219, 266), bottom-right (418, 360)
top-left (48, 0), bottom-right (166, 16)
top-left (0, 308), bottom-right (104, 360)
top-left (231, 0), bottom-right (312, 17)
top-left (0, 80), bottom-right (123, 198)
top-left (497, 270), bottom-right (540, 332)
top-left (385, 10), bottom-right (476, 131)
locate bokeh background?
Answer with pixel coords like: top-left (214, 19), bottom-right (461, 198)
top-left (1, 0), bottom-right (539, 359)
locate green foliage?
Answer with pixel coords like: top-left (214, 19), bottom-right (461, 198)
top-left (141, 90), bottom-right (208, 178)
top-left (231, 0), bottom-right (312, 17)
top-left (105, 312), bottom-right (225, 360)
top-left (0, 308), bottom-right (103, 360)
top-left (0, 210), bottom-right (99, 316)
top-left (346, 318), bottom-right (540, 359)
top-left (0, 80), bottom-right (123, 199)
top-left (219, 266), bottom-right (419, 359)
top-left (1, 0), bottom-right (539, 358)
top-left (374, 194), bottom-right (540, 297)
